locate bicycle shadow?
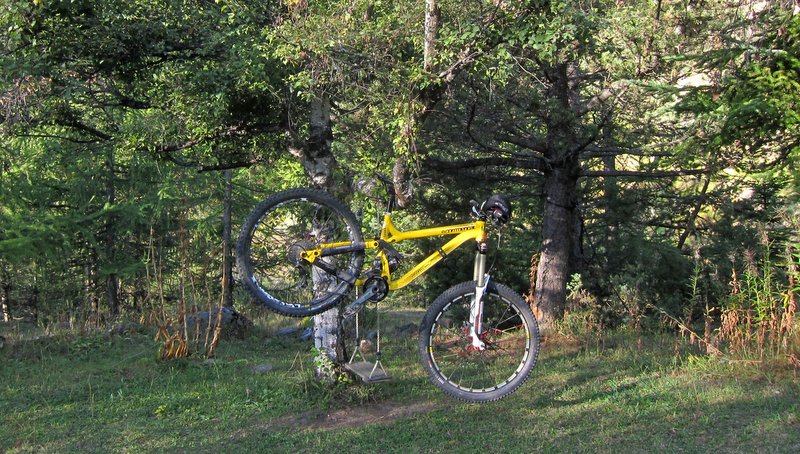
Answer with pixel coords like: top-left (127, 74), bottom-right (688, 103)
top-left (527, 341), bottom-right (648, 409)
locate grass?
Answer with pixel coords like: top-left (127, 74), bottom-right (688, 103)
top-left (1, 313), bottom-right (799, 453)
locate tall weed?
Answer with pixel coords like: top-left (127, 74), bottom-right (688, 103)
top-left (709, 238), bottom-right (799, 365)
top-left (150, 211), bottom-right (224, 360)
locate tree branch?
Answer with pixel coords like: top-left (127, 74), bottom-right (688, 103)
top-left (197, 159), bottom-right (261, 173)
top-left (426, 155), bottom-right (546, 173)
top-left (65, 119), bottom-right (113, 142)
top-left (574, 80), bottom-right (630, 117)
top-left (495, 132), bottom-right (548, 155)
top-left (580, 168), bottom-right (709, 178)
top-left (580, 145), bottom-right (672, 158)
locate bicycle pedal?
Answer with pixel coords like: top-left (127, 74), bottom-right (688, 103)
top-left (342, 300), bottom-right (366, 320)
top-left (342, 284), bottom-right (377, 320)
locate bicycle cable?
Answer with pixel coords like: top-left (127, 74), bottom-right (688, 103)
top-left (487, 227), bottom-right (504, 276)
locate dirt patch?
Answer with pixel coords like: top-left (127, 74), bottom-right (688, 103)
top-left (306, 400), bottom-right (438, 430)
top-left (256, 399), bottom-right (440, 434)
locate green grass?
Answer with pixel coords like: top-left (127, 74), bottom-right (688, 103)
top-left (1, 316), bottom-right (799, 453)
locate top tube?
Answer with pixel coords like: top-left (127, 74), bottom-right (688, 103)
top-left (380, 213), bottom-right (483, 243)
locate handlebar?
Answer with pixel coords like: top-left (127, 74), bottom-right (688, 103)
top-left (472, 194), bottom-right (512, 225)
top-left (368, 173), bottom-right (510, 224)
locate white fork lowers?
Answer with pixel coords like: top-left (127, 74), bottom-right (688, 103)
top-left (468, 275), bottom-right (489, 351)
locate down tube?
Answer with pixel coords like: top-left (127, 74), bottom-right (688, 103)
top-left (388, 229), bottom-right (479, 291)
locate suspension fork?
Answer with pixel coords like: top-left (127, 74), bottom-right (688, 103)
top-left (469, 244), bottom-right (489, 351)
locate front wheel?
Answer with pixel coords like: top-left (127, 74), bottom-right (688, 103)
top-left (419, 281), bottom-right (540, 403)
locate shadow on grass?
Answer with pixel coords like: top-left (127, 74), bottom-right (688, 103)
top-left (3, 324), bottom-right (799, 453)
top-left (233, 337), bottom-right (798, 452)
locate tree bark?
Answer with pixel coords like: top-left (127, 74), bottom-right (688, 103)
top-left (1, 269), bottom-right (11, 323)
top-left (534, 165), bottom-right (578, 330)
top-left (304, 97), bottom-right (337, 189)
top-left (287, 95), bottom-right (348, 378)
top-left (676, 177), bottom-right (710, 250)
top-left (298, 95), bottom-right (347, 378)
top-left (85, 247), bottom-right (100, 324)
top-left (105, 148), bottom-right (119, 318)
top-left (391, 0), bottom-right (443, 208)
top-left (221, 168), bottom-right (234, 308)
top-left (532, 62), bottom-right (582, 331)
top-left (28, 285), bottom-right (38, 323)
top-left (424, 0), bottom-right (440, 72)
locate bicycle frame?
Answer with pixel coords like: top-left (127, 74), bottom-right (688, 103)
top-left (372, 213), bottom-right (488, 290)
top-left (299, 203), bottom-right (493, 351)
top-left (301, 212), bottom-right (488, 291)
top-left (371, 213), bottom-right (491, 350)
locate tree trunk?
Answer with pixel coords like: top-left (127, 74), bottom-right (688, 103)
top-left (105, 148), bottom-right (119, 318)
top-left (391, 0), bottom-right (442, 208)
top-left (303, 96), bottom-right (336, 189)
top-left (677, 177), bottom-right (710, 250)
top-left (287, 95), bottom-right (346, 377)
top-left (424, 0), bottom-right (440, 72)
top-left (534, 165), bottom-right (579, 330)
top-left (28, 285), bottom-right (38, 323)
top-left (1, 269), bottom-right (11, 323)
top-left (602, 153), bottom-right (618, 234)
top-left (85, 247), bottom-right (100, 324)
top-left (532, 62), bottom-right (582, 331)
top-left (302, 95), bottom-right (347, 378)
top-left (221, 168), bottom-right (234, 308)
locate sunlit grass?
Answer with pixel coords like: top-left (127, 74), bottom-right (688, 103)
top-left (1, 316), bottom-right (798, 453)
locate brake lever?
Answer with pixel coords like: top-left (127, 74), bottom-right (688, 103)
top-left (470, 200), bottom-right (482, 219)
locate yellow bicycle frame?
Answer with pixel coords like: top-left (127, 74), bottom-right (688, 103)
top-left (303, 213), bottom-right (487, 292)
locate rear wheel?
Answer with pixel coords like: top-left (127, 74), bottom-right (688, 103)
top-left (236, 188), bottom-right (364, 317)
top-left (419, 281), bottom-right (539, 402)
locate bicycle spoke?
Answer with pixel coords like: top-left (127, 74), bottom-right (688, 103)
top-left (238, 189), bottom-right (363, 317)
top-left (422, 283), bottom-right (538, 401)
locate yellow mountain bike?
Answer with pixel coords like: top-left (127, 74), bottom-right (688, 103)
top-left (236, 179), bottom-right (540, 402)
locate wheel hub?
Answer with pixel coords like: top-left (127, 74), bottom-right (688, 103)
top-left (288, 240), bottom-right (314, 266)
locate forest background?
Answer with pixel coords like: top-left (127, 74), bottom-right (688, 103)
top-left (2, 1), bottom-right (800, 451)
top-left (1, 0), bottom-right (799, 370)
